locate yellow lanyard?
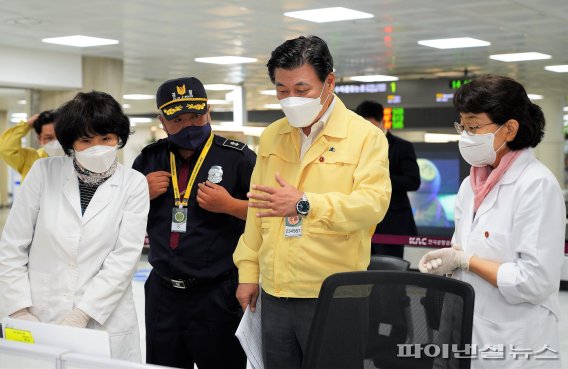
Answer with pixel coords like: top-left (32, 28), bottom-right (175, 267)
top-left (170, 133), bottom-right (214, 208)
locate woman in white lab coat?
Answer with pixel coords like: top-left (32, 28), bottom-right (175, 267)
top-left (419, 75), bottom-right (565, 369)
top-left (0, 91), bottom-right (149, 361)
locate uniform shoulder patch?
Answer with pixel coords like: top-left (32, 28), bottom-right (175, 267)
top-left (221, 138), bottom-right (245, 151)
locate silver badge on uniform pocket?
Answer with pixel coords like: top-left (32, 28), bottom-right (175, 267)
top-left (207, 165), bottom-right (223, 183)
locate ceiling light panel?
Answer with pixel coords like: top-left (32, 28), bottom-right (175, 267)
top-left (545, 65), bottom-right (568, 73)
top-left (195, 56), bottom-right (257, 65)
top-left (349, 75), bottom-right (399, 82)
top-left (489, 52), bottom-right (551, 62)
top-left (204, 84), bottom-right (237, 90)
top-left (417, 37), bottom-right (490, 49)
top-left (284, 7), bottom-right (373, 23)
top-left (42, 35), bottom-right (119, 47)
top-left (123, 94), bottom-right (154, 100)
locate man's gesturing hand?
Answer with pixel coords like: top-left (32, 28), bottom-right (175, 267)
top-left (247, 173), bottom-right (303, 218)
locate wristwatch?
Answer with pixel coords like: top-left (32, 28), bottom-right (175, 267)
top-left (296, 193), bottom-right (310, 216)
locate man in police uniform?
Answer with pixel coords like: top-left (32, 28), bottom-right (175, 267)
top-left (132, 77), bottom-right (254, 369)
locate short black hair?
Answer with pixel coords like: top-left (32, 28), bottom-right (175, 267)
top-left (33, 110), bottom-right (59, 135)
top-left (55, 91), bottom-right (131, 156)
top-left (453, 75), bottom-right (544, 150)
top-left (267, 35), bottom-right (334, 84)
top-left (355, 101), bottom-right (384, 121)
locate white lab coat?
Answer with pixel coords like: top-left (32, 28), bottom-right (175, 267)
top-left (451, 148), bottom-right (565, 369)
top-left (0, 156), bottom-right (149, 362)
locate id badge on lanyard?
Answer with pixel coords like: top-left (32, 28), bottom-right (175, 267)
top-left (171, 207), bottom-right (188, 233)
top-left (169, 133), bottom-right (214, 233)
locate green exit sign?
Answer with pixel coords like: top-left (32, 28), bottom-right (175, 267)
top-left (449, 79), bottom-right (472, 89)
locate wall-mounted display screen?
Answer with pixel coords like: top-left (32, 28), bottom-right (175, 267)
top-left (407, 142), bottom-right (470, 237)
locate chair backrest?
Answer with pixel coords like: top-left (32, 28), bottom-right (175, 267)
top-left (302, 271), bottom-right (475, 369)
top-left (368, 255), bottom-right (410, 271)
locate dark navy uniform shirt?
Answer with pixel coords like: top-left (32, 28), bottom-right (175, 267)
top-left (132, 135), bottom-right (256, 279)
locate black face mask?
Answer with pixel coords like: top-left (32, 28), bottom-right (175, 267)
top-left (167, 123), bottom-right (211, 150)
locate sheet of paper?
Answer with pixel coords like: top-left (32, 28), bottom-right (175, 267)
top-left (235, 292), bottom-right (264, 369)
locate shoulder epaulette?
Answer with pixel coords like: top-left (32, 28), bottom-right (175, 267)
top-left (220, 138), bottom-right (246, 151)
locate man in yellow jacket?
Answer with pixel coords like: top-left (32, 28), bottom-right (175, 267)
top-left (0, 110), bottom-right (60, 179)
top-left (233, 35), bottom-right (391, 369)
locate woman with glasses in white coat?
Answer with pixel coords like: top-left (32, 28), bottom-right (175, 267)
top-left (419, 75), bottom-right (565, 369)
top-left (0, 91), bottom-right (149, 361)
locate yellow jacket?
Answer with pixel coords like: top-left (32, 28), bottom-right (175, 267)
top-left (0, 121), bottom-right (47, 179)
top-left (233, 97), bottom-right (391, 298)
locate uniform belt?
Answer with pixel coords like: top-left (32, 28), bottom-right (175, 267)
top-left (153, 269), bottom-right (233, 290)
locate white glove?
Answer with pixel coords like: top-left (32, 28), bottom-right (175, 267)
top-left (57, 308), bottom-right (90, 328)
top-left (418, 245), bottom-right (473, 275)
top-left (10, 308), bottom-right (40, 322)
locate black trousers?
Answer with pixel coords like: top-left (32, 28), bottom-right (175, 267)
top-left (145, 269), bottom-right (246, 369)
top-left (261, 290), bottom-right (318, 369)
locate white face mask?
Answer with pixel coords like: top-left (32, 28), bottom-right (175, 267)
top-left (74, 145), bottom-right (118, 173)
top-left (279, 82), bottom-right (330, 128)
top-left (458, 125), bottom-right (506, 167)
top-left (43, 140), bottom-right (65, 157)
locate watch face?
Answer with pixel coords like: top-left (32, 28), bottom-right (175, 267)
top-left (297, 200), bottom-right (310, 215)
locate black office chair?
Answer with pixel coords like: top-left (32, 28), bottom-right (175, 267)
top-left (368, 255), bottom-right (411, 271)
top-left (367, 255), bottom-right (412, 365)
top-left (302, 271), bottom-right (475, 369)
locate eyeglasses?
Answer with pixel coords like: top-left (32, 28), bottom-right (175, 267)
top-left (454, 121), bottom-right (498, 136)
